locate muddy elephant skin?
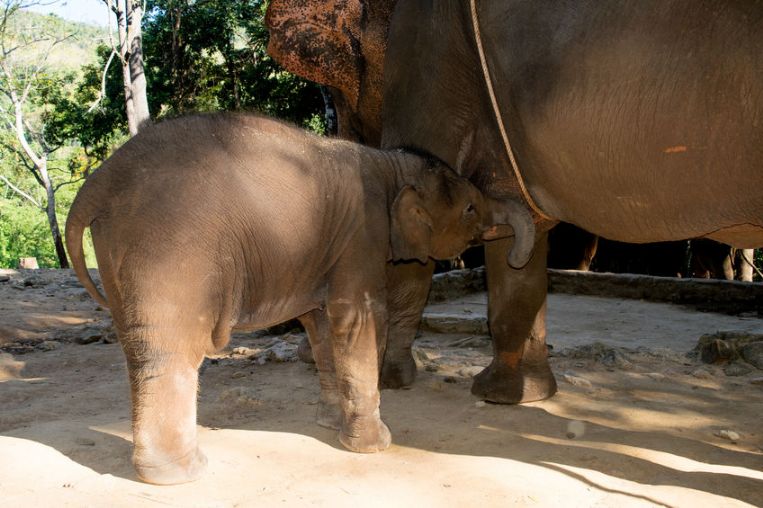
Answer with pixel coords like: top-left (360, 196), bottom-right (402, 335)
top-left (65, 113), bottom-right (496, 485)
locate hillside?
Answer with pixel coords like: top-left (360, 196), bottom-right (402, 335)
top-left (11, 10), bottom-right (109, 70)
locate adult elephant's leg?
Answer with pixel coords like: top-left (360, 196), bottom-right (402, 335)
top-left (379, 259), bottom-right (435, 389)
top-left (472, 232), bottom-right (557, 403)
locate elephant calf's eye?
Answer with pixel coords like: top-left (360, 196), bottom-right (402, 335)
top-left (463, 203), bottom-right (476, 216)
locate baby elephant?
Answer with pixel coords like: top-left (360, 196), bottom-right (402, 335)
top-left (66, 113), bottom-right (492, 485)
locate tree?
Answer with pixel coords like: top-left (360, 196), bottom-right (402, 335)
top-left (102, 0), bottom-right (150, 135)
top-left (141, 0), bottom-right (324, 128)
top-left (0, 0), bottom-right (73, 267)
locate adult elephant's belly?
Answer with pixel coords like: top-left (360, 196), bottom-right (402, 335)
top-left (494, 1), bottom-right (763, 248)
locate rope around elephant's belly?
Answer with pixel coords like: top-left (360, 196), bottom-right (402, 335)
top-left (470, 0), bottom-right (553, 222)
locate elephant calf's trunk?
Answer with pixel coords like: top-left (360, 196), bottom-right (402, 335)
top-left (483, 198), bottom-right (537, 269)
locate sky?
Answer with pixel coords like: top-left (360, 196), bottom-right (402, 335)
top-left (25, 0), bottom-right (111, 27)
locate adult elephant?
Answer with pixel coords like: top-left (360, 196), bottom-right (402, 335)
top-left (268, 1), bottom-right (763, 403)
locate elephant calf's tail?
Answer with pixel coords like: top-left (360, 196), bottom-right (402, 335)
top-left (65, 198), bottom-right (109, 308)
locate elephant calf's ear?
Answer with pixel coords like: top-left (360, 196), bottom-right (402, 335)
top-left (390, 186), bottom-right (432, 263)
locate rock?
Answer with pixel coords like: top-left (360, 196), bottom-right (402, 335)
top-left (2, 342), bottom-right (35, 354)
top-left (218, 387), bottom-right (261, 409)
top-left (231, 371), bottom-right (247, 379)
top-left (76, 334), bottom-right (102, 345)
top-left (723, 362), bottom-right (753, 377)
top-left (558, 342), bottom-right (634, 370)
top-left (695, 332), bottom-right (763, 364)
top-left (102, 331), bottom-right (118, 344)
top-left (740, 341), bottom-right (763, 370)
top-left (251, 341), bottom-right (298, 364)
top-left (447, 336), bottom-right (491, 349)
top-left (750, 377), bottom-right (763, 385)
top-left (232, 346), bottom-right (257, 356)
top-left (601, 349), bottom-right (633, 370)
top-left (474, 401), bottom-right (486, 408)
top-left (645, 372), bottom-right (667, 381)
top-left (420, 313), bottom-right (489, 335)
top-left (691, 367), bottom-right (715, 379)
top-left (566, 420), bottom-right (586, 439)
top-left (714, 429), bottom-right (740, 442)
top-left (18, 257), bottom-right (39, 269)
top-left (0, 274), bottom-right (9, 283)
top-left (37, 340), bottom-right (60, 351)
top-left (21, 275), bottom-right (47, 288)
top-left (457, 366), bottom-right (484, 378)
top-left (413, 348), bottom-right (439, 363)
top-left (639, 347), bottom-right (688, 364)
top-left (428, 267), bottom-right (486, 303)
top-left (75, 437), bottom-right (96, 446)
top-left (0, 352), bottom-right (25, 381)
top-left (562, 372), bottom-right (593, 389)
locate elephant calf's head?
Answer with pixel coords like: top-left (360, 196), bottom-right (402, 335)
top-left (390, 162), bottom-right (486, 264)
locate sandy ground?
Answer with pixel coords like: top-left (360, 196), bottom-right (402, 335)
top-left (1, 269), bottom-right (762, 507)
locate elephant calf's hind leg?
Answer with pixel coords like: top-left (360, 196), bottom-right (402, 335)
top-left (122, 327), bottom-right (208, 485)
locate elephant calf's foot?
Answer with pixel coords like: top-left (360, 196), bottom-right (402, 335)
top-left (339, 416), bottom-right (391, 453)
top-left (471, 360), bottom-right (557, 404)
top-left (380, 354), bottom-right (417, 389)
top-left (297, 336), bottom-right (315, 364)
top-left (133, 446), bottom-right (208, 485)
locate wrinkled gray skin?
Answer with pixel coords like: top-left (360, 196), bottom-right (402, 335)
top-left (380, 1), bottom-right (763, 402)
top-left (65, 113), bottom-right (522, 485)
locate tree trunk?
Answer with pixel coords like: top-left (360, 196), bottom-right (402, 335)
top-left (320, 86), bottom-right (338, 135)
top-left (114, 0), bottom-right (150, 135)
top-left (39, 162), bottom-right (69, 268)
top-left (127, 0), bottom-right (150, 131)
top-left (121, 57), bottom-right (138, 136)
top-left (737, 249), bottom-right (754, 282)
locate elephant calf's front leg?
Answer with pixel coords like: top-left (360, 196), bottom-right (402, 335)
top-left (327, 298), bottom-right (391, 453)
top-left (380, 260), bottom-right (435, 389)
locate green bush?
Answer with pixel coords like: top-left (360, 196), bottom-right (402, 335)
top-left (0, 199), bottom-right (57, 267)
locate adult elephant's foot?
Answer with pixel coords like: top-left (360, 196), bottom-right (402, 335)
top-left (471, 359), bottom-right (557, 404)
top-left (379, 352), bottom-right (416, 389)
top-left (339, 414), bottom-right (392, 453)
top-left (134, 446), bottom-right (208, 485)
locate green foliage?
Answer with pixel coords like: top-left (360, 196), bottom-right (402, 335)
top-left (0, 5), bottom-right (109, 268)
top-left (0, 199), bottom-right (57, 267)
top-left (142, 0), bottom-right (325, 130)
top-left (41, 47), bottom-right (128, 164)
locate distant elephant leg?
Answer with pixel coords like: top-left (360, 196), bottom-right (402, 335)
top-left (299, 309), bottom-right (340, 429)
top-left (379, 260), bottom-right (435, 389)
top-left (122, 325), bottom-right (208, 485)
top-left (327, 295), bottom-right (391, 453)
top-left (472, 232), bottom-right (557, 404)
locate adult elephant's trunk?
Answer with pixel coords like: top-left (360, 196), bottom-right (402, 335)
top-left (482, 198), bottom-right (537, 269)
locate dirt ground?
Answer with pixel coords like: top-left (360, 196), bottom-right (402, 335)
top-left (1, 269), bottom-right (762, 507)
